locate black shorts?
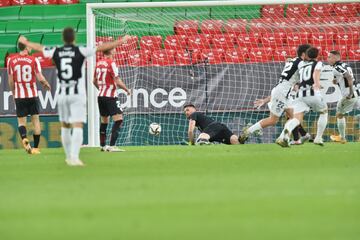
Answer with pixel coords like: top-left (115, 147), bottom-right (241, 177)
top-left (98, 96), bottom-right (123, 117)
top-left (203, 122), bottom-right (234, 144)
top-left (15, 97), bottom-right (40, 117)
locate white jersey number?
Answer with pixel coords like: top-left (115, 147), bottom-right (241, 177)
top-left (281, 61), bottom-right (293, 77)
top-left (60, 58), bottom-right (73, 80)
top-left (96, 68), bottom-right (107, 85)
top-left (299, 65), bottom-right (312, 82)
top-left (14, 65), bottom-right (32, 82)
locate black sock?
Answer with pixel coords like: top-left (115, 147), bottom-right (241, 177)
top-left (33, 134), bottom-right (40, 148)
top-left (298, 125), bottom-right (307, 137)
top-left (292, 126), bottom-right (300, 141)
top-left (18, 126), bottom-right (27, 139)
top-left (100, 123), bottom-right (108, 147)
top-left (110, 120), bottom-right (122, 146)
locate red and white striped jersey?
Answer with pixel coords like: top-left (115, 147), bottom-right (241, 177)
top-left (7, 54), bottom-right (41, 99)
top-left (95, 58), bottom-right (119, 98)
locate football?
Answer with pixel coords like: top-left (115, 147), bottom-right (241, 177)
top-left (149, 123), bottom-right (161, 136)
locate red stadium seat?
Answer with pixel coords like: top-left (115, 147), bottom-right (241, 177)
top-left (310, 4), bottom-right (334, 17)
top-left (261, 33), bottom-right (285, 48)
top-left (198, 49), bottom-right (224, 65)
top-left (58, 0), bottom-right (79, 3)
top-left (334, 32), bottom-right (359, 46)
top-left (164, 35), bottom-right (187, 51)
top-left (248, 47), bottom-right (273, 63)
top-left (286, 4), bottom-right (309, 18)
top-left (262, 5), bottom-right (285, 18)
top-left (237, 33), bottom-right (260, 48)
top-left (151, 50), bottom-right (175, 66)
top-left (321, 46), bottom-right (347, 60)
top-left (249, 18), bottom-right (274, 33)
top-left (114, 50), bottom-right (127, 66)
top-left (348, 46), bottom-right (360, 60)
top-left (285, 32), bottom-right (310, 47)
top-left (201, 20), bottom-right (223, 35)
top-left (32, 52), bottom-right (54, 68)
top-left (223, 48), bottom-right (247, 63)
top-left (175, 50), bottom-right (191, 66)
top-left (212, 34), bottom-right (235, 50)
top-left (11, 0), bottom-right (34, 5)
top-left (273, 47), bottom-right (297, 61)
top-left (311, 33), bottom-right (334, 47)
top-left (334, 3), bottom-right (358, 17)
top-left (140, 36), bottom-right (162, 51)
top-left (224, 19), bottom-right (247, 35)
top-left (187, 34), bottom-right (211, 50)
top-left (34, 0), bottom-right (57, 4)
top-left (346, 17), bottom-right (360, 32)
top-left (117, 36), bottom-right (138, 52)
top-left (0, 0), bottom-right (11, 6)
top-left (127, 50), bottom-right (150, 67)
top-left (174, 20), bottom-right (199, 36)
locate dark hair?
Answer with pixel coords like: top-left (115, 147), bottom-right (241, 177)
top-left (297, 44), bottom-right (311, 58)
top-left (306, 47), bottom-right (319, 59)
top-left (329, 50), bottom-right (341, 57)
top-left (18, 42), bottom-right (26, 51)
top-left (183, 103), bottom-right (196, 109)
top-left (62, 27), bottom-right (75, 44)
top-left (103, 49), bottom-right (112, 56)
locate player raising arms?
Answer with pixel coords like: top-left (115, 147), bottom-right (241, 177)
top-left (7, 41), bottom-right (51, 154)
top-left (239, 44), bottom-right (311, 144)
top-left (93, 49), bottom-right (131, 152)
top-left (327, 51), bottom-right (360, 143)
top-left (19, 28), bottom-right (131, 166)
top-left (183, 104), bottom-right (240, 145)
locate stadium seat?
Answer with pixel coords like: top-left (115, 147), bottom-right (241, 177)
top-left (212, 34), bottom-right (235, 50)
top-left (261, 33), bottom-right (285, 48)
top-left (6, 20), bottom-right (32, 34)
top-left (140, 36), bottom-right (162, 51)
top-left (19, 5), bottom-right (45, 20)
top-left (235, 5), bottom-right (261, 19)
top-left (30, 19), bottom-right (56, 33)
top-left (25, 33), bottom-right (43, 45)
top-left (311, 33), bottom-right (334, 48)
top-left (273, 47), bottom-right (297, 61)
top-left (223, 19), bottom-right (247, 35)
top-left (32, 52), bottom-right (54, 67)
top-left (223, 48), bottom-right (247, 63)
top-left (321, 46), bottom-right (347, 60)
top-left (185, 7), bottom-right (210, 20)
top-left (261, 5), bottom-right (285, 18)
top-left (149, 23), bottom-right (175, 40)
top-left (34, 0), bottom-right (57, 4)
top-left (127, 50), bottom-right (150, 66)
top-left (248, 18), bottom-right (274, 33)
top-left (41, 32), bottom-right (63, 47)
top-left (286, 4), bottom-right (309, 18)
top-left (117, 36), bottom-right (138, 52)
top-left (348, 46), bottom-right (360, 60)
top-left (0, 0), bottom-right (11, 7)
top-left (126, 21), bottom-right (150, 39)
top-left (334, 3), bottom-right (358, 17)
top-left (0, 48), bottom-right (8, 68)
top-left (174, 50), bottom-right (191, 66)
top-left (66, 4), bottom-right (86, 18)
top-left (201, 20), bottom-right (223, 35)
top-left (10, 0), bottom-right (34, 5)
top-left (151, 49), bottom-right (175, 66)
top-left (286, 32), bottom-right (310, 47)
top-left (53, 19), bottom-right (81, 32)
top-left (236, 33), bottom-right (260, 48)
top-left (346, 17), bottom-right (360, 32)
top-left (334, 32), bottom-right (359, 47)
top-left (310, 4), bottom-right (334, 17)
top-left (0, 22), bottom-right (6, 34)
top-left (58, 0), bottom-right (79, 4)
top-left (77, 18), bottom-right (86, 33)
top-left (210, 6), bottom-right (236, 19)
top-left (0, 6), bottom-right (21, 21)
top-left (114, 50), bottom-right (127, 66)
top-left (248, 47), bottom-right (273, 63)
top-left (174, 20), bottom-right (199, 36)
top-left (0, 33), bottom-right (19, 48)
top-left (187, 34), bottom-right (211, 51)
top-left (164, 35), bottom-right (187, 51)
top-left (76, 32), bottom-right (86, 45)
top-left (192, 49), bottom-right (223, 65)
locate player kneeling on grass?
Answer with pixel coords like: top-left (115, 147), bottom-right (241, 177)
top-left (183, 104), bottom-right (240, 145)
top-left (93, 49), bottom-right (131, 152)
top-left (7, 42), bottom-right (51, 154)
top-left (327, 51), bottom-right (360, 144)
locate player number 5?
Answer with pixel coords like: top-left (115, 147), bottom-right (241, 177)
top-left (60, 58), bottom-right (73, 80)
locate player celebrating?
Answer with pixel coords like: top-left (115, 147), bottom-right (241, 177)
top-left (183, 104), bottom-right (240, 145)
top-left (19, 28), bottom-right (131, 166)
top-left (239, 44), bottom-right (311, 144)
top-left (7, 42), bottom-right (51, 154)
top-left (93, 49), bottom-right (131, 152)
top-left (277, 47), bottom-right (328, 147)
top-left (327, 51), bottom-right (359, 143)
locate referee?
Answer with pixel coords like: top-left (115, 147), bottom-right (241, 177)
top-left (183, 104), bottom-right (240, 145)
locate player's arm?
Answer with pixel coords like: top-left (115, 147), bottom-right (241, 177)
top-left (344, 71), bottom-right (354, 99)
top-left (96, 35), bottom-right (132, 53)
top-left (114, 77), bottom-right (130, 95)
top-left (188, 119), bottom-right (196, 145)
top-left (254, 96), bottom-right (271, 109)
top-left (18, 36), bottom-right (44, 52)
top-left (36, 72), bottom-right (51, 91)
top-left (7, 74), bottom-right (15, 96)
top-left (92, 71), bottom-right (99, 90)
top-left (313, 62), bottom-right (322, 94)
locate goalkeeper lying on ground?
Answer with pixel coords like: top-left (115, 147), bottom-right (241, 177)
top-left (183, 103), bottom-right (240, 145)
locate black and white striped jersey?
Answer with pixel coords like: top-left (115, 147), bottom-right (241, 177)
top-left (333, 61), bottom-right (356, 97)
top-left (298, 60), bottom-right (323, 90)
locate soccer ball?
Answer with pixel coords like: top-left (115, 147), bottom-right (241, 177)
top-left (149, 123), bottom-right (161, 136)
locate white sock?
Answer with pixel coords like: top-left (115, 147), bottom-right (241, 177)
top-left (70, 128), bottom-right (83, 161)
top-left (316, 113), bottom-right (328, 140)
top-left (337, 117), bottom-right (346, 139)
top-left (248, 121), bottom-right (262, 134)
top-left (61, 128), bottom-right (72, 160)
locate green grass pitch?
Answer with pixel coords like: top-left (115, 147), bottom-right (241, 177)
top-left (0, 143), bottom-right (359, 240)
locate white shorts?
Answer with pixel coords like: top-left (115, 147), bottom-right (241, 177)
top-left (293, 95), bottom-right (328, 114)
top-left (58, 94), bottom-right (87, 123)
top-left (269, 85), bottom-right (291, 117)
top-left (337, 97), bottom-right (360, 115)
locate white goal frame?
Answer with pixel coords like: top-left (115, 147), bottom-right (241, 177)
top-left (86, 0), bottom-right (353, 147)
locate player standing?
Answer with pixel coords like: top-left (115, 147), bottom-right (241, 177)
top-left (93, 49), bottom-right (131, 152)
top-left (19, 28), bottom-right (130, 166)
top-left (239, 44), bottom-right (311, 144)
top-left (7, 42), bottom-right (51, 154)
top-left (327, 51), bottom-right (359, 143)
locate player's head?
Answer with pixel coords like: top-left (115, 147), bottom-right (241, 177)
top-left (183, 103), bottom-right (196, 118)
top-left (17, 41), bottom-right (31, 54)
top-left (297, 44), bottom-right (311, 59)
top-left (103, 48), bottom-right (115, 57)
top-left (327, 50), bottom-right (341, 66)
top-left (63, 27), bottom-right (75, 45)
top-left (305, 47), bottom-right (319, 60)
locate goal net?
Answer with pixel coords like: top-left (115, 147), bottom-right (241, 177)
top-left (86, 0), bottom-right (360, 146)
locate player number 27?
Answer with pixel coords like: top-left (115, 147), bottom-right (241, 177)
top-left (96, 68), bottom-right (107, 84)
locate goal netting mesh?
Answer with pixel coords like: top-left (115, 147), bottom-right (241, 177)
top-left (89, 1), bottom-right (360, 146)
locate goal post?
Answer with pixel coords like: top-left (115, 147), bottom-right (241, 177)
top-left (86, 0), bottom-right (360, 147)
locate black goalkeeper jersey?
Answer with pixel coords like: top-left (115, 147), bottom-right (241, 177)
top-left (189, 112), bottom-right (215, 132)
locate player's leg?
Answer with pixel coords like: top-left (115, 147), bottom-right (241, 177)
top-left (332, 98), bottom-right (357, 143)
top-left (107, 97), bottom-right (125, 152)
top-left (15, 98), bottom-right (32, 154)
top-left (100, 116), bottom-right (109, 151)
top-left (30, 114), bottom-right (41, 154)
top-left (58, 96), bottom-right (73, 163)
top-left (309, 96), bottom-right (328, 146)
top-left (110, 114), bottom-right (123, 146)
top-left (196, 133), bottom-right (211, 145)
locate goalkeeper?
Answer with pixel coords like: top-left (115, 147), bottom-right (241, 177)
top-left (183, 103), bottom-right (240, 145)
